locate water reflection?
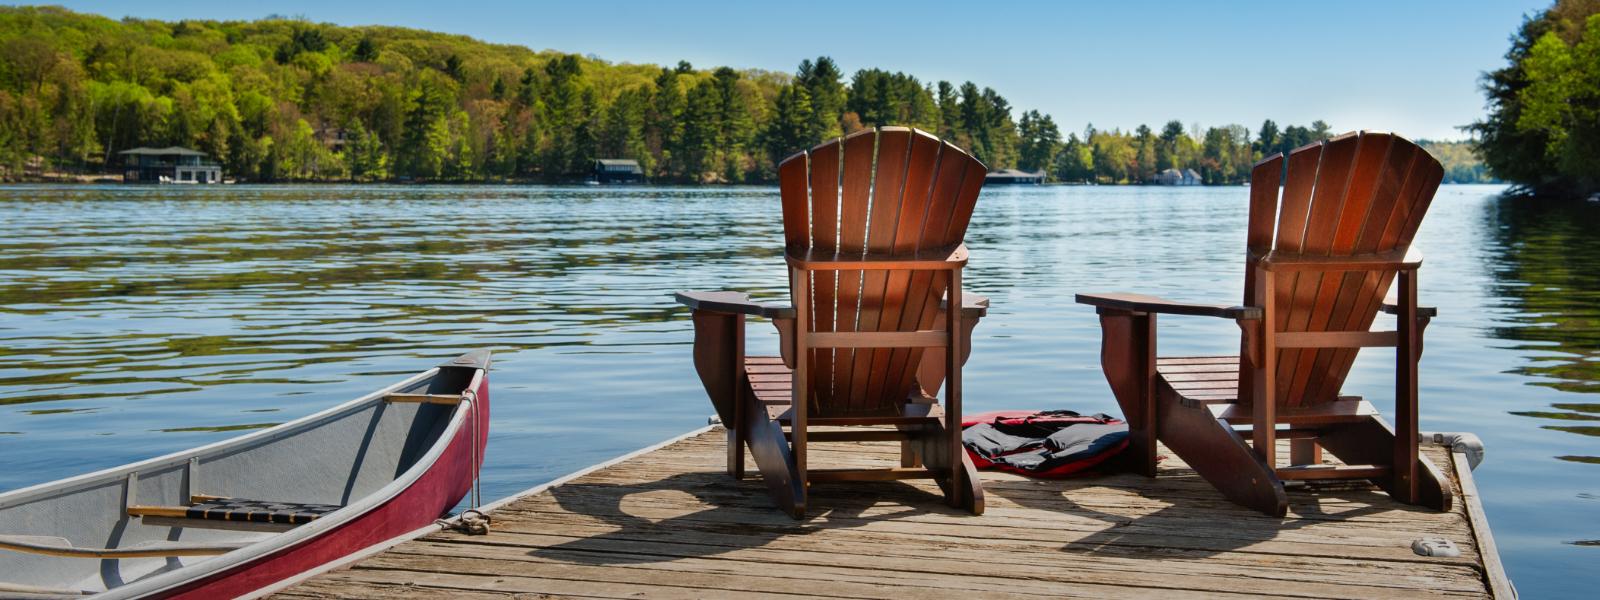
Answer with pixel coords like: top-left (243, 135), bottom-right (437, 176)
top-left (1483, 197), bottom-right (1600, 460)
top-left (0, 185), bottom-right (787, 413)
top-left (0, 183), bottom-right (1595, 596)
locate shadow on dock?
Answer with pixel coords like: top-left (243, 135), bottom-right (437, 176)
top-left (531, 472), bottom-right (951, 564)
top-left (989, 480), bottom-right (1409, 558)
top-left (279, 430), bottom-right (1499, 599)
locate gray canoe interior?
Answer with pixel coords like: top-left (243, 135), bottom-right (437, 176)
top-left (0, 367), bottom-right (473, 595)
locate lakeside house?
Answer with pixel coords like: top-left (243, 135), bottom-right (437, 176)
top-left (315, 126), bottom-right (349, 151)
top-left (1155, 168), bottom-right (1202, 186)
top-left (119, 146), bottom-right (222, 184)
top-left (592, 159), bottom-right (644, 184)
top-left (984, 169), bottom-right (1045, 185)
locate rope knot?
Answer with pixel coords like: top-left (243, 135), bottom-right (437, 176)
top-left (437, 509), bottom-right (491, 536)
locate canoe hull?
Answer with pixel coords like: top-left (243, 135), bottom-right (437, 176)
top-left (157, 372), bottom-right (490, 599)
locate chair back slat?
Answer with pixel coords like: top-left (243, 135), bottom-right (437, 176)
top-left (1316, 142), bottom-right (1443, 398)
top-left (878, 132), bottom-right (950, 402)
top-left (804, 142), bottom-right (841, 411)
top-left (849, 129), bottom-right (914, 412)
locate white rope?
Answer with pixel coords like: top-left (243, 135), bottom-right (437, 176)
top-left (435, 509), bottom-right (490, 536)
top-left (432, 387), bottom-right (491, 536)
top-left (463, 387), bottom-right (481, 509)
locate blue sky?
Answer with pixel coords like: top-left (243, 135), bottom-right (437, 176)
top-left (48, 0), bottom-right (1549, 140)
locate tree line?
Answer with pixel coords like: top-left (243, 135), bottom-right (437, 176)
top-left (0, 6), bottom-right (1485, 185)
top-left (1473, 0), bottom-right (1600, 196)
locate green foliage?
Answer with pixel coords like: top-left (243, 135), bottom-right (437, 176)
top-left (1016, 110), bottom-right (1060, 172)
top-left (795, 57), bottom-right (844, 140)
top-left (1052, 133), bottom-right (1094, 182)
top-left (0, 5), bottom-right (1467, 186)
top-left (1036, 120), bottom-right (1335, 185)
top-left (0, 7), bottom-right (1053, 182)
top-left (1419, 140), bottom-right (1497, 183)
top-left (846, 68), bottom-right (937, 131)
top-left (1474, 0), bottom-right (1600, 195)
top-left (760, 83), bottom-right (812, 169)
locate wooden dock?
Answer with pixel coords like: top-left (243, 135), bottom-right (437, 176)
top-left (273, 427), bottom-right (1510, 599)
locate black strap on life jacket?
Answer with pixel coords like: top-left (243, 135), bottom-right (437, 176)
top-left (962, 410), bottom-right (1128, 478)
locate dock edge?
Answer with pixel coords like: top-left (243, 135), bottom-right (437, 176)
top-left (243, 424), bottom-right (719, 599)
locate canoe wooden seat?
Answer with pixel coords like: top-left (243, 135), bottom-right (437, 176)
top-left (128, 497), bottom-right (341, 526)
top-left (383, 393), bottom-right (462, 405)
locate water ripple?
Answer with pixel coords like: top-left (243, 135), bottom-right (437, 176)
top-left (0, 183), bottom-right (1594, 596)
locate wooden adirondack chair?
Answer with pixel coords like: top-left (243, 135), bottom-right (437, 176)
top-left (676, 126), bottom-right (990, 519)
top-left (1076, 131), bottom-right (1453, 516)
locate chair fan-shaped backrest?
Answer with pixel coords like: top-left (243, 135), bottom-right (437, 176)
top-left (1243, 131), bottom-right (1444, 406)
top-left (776, 127), bottom-right (987, 416)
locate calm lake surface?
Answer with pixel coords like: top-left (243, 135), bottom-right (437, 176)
top-left (0, 183), bottom-right (1594, 595)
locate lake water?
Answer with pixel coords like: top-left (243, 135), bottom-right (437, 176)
top-left (0, 183), bottom-right (1593, 596)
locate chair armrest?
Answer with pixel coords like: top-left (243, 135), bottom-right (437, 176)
top-left (1380, 298), bottom-right (1438, 318)
top-left (940, 292), bottom-right (990, 319)
top-left (1076, 292), bottom-right (1261, 320)
top-left (675, 291), bottom-right (796, 319)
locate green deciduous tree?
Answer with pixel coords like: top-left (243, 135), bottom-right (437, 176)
top-left (1474, 1), bottom-right (1600, 195)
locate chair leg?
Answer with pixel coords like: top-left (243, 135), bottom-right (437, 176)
top-left (956, 447), bottom-right (985, 514)
top-left (1096, 310), bottom-right (1158, 477)
top-left (908, 418), bottom-right (984, 515)
top-left (726, 423), bottom-right (745, 479)
top-left (1156, 385), bottom-right (1287, 516)
top-left (739, 392), bottom-right (806, 519)
top-left (900, 441), bottom-right (921, 468)
top-left (1290, 439), bottom-right (1321, 466)
top-left (1317, 416), bottom-right (1452, 511)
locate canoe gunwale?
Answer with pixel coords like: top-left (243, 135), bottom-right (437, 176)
top-left (0, 368), bottom-right (440, 511)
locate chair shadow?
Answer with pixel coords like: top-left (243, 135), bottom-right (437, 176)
top-left (529, 470), bottom-right (959, 565)
top-left (984, 467), bottom-right (1427, 559)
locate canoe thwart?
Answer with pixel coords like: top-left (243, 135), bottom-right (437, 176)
top-left (383, 393), bottom-right (464, 405)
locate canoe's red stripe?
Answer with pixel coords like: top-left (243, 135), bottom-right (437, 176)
top-left (158, 374), bottom-right (490, 599)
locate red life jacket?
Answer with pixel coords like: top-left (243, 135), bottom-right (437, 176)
top-left (960, 410), bottom-right (1129, 478)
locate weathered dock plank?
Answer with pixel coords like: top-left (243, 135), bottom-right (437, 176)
top-left (276, 429), bottom-right (1502, 599)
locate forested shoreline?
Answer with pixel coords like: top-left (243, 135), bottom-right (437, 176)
top-left (0, 6), bottom-right (1490, 185)
top-left (1473, 0), bottom-right (1600, 197)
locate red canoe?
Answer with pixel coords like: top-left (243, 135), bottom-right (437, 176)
top-left (0, 350), bottom-right (491, 599)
